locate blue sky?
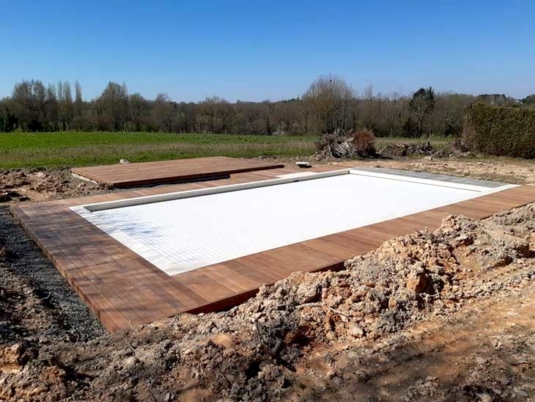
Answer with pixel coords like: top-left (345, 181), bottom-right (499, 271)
top-left (0, 0), bottom-right (534, 101)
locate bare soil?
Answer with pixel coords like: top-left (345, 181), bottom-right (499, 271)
top-left (318, 158), bottom-right (535, 185)
top-left (1, 158), bottom-right (535, 401)
top-left (0, 169), bottom-right (108, 203)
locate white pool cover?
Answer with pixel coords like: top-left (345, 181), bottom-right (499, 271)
top-left (73, 169), bottom-right (515, 276)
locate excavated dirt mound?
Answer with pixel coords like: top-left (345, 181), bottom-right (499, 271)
top-left (1, 202), bottom-right (535, 401)
top-left (0, 169), bottom-right (108, 204)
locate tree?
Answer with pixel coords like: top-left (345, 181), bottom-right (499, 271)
top-left (45, 85), bottom-right (59, 131)
top-left (0, 98), bottom-right (16, 132)
top-left (176, 102), bottom-right (197, 133)
top-left (198, 97), bottom-right (233, 133)
top-left (296, 96), bottom-right (312, 135)
top-left (152, 93), bottom-right (176, 132)
top-left (381, 91), bottom-right (408, 137)
top-left (96, 82), bottom-right (129, 131)
top-left (74, 81), bottom-right (83, 117)
top-left (235, 102), bottom-right (263, 135)
top-left (476, 94), bottom-right (514, 106)
top-left (428, 93), bottom-right (475, 137)
top-left (521, 95), bottom-right (535, 106)
top-left (261, 101), bottom-right (274, 135)
top-left (408, 87), bottom-right (436, 137)
top-left (272, 99), bottom-right (302, 135)
top-left (10, 80), bottom-right (47, 131)
top-left (0, 76), bottom-right (522, 138)
top-left (361, 85), bottom-right (375, 129)
top-left (128, 93), bottom-right (150, 131)
top-left (57, 81), bottom-right (74, 130)
top-left (303, 74), bottom-right (355, 134)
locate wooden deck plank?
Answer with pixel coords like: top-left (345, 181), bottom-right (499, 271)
top-left (10, 161), bottom-right (535, 332)
top-left (71, 156), bottom-right (284, 187)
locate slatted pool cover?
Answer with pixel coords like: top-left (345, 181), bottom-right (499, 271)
top-left (75, 171), bottom-right (513, 276)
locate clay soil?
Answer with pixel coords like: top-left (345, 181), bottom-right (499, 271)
top-left (0, 169), bottom-right (108, 204)
top-left (1, 158), bottom-right (535, 402)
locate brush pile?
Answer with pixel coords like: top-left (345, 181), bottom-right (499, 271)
top-left (316, 130), bottom-right (460, 160)
top-left (378, 137), bottom-right (466, 158)
top-left (315, 129), bottom-right (377, 159)
top-left (379, 138), bottom-right (436, 157)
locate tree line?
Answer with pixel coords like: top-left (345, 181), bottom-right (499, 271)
top-left (0, 75), bottom-right (532, 136)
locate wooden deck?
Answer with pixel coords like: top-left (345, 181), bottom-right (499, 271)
top-left (71, 156), bottom-right (284, 188)
top-left (11, 164), bottom-right (535, 332)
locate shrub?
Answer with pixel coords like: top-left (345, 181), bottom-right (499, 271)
top-left (462, 103), bottom-right (535, 158)
top-left (352, 128), bottom-right (376, 157)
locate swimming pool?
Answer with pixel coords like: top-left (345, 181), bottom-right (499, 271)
top-left (72, 169), bottom-right (516, 276)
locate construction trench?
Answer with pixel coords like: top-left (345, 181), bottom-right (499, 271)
top-left (1, 159), bottom-right (535, 401)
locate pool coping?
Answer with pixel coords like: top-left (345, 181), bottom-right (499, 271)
top-left (354, 167), bottom-right (506, 188)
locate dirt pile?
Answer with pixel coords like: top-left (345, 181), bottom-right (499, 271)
top-left (409, 159), bottom-right (535, 185)
top-left (2, 203), bottom-right (535, 401)
top-left (0, 169), bottom-right (108, 203)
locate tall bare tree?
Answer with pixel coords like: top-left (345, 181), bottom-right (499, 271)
top-left (198, 97), bottom-right (233, 133)
top-left (152, 93), bottom-right (176, 132)
top-left (96, 82), bottom-right (129, 131)
top-left (129, 93), bottom-right (150, 131)
top-left (74, 81), bottom-right (83, 117)
top-left (45, 85), bottom-right (59, 131)
top-left (9, 80), bottom-right (47, 131)
top-left (304, 74), bottom-right (355, 133)
top-left (57, 81), bottom-right (74, 130)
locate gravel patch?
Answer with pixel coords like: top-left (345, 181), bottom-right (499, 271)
top-left (0, 206), bottom-right (104, 343)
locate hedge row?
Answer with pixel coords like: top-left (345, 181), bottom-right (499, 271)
top-left (462, 103), bottom-right (535, 158)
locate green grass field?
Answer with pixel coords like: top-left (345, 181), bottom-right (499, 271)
top-left (0, 132), bottom-right (452, 169)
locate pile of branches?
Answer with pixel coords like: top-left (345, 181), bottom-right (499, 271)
top-left (316, 128), bottom-right (378, 159)
top-left (316, 130), bottom-right (459, 160)
top-left (379, 137), bottom-right (436, 157)
top-left (379, 137), bottom-right (462, 158)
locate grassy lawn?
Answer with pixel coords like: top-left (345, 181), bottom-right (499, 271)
top-left (0, 132), bottom-right (453, 169)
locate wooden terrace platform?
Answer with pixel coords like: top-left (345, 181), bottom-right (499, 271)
top-left (11, 160), bottom-right (535, 332)
top-left (71, 156), bottom-right (284, 188)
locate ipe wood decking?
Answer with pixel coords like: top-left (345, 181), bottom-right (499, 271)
top-left (71, 156), bottom-right (284, 187)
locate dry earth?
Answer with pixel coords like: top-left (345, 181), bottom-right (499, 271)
top-left (324, 158), bottom-right (535, 186)
top-left (1, 158), bottom-right (535, 401)
top-left (0, 169), bottom-right (108, 203)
